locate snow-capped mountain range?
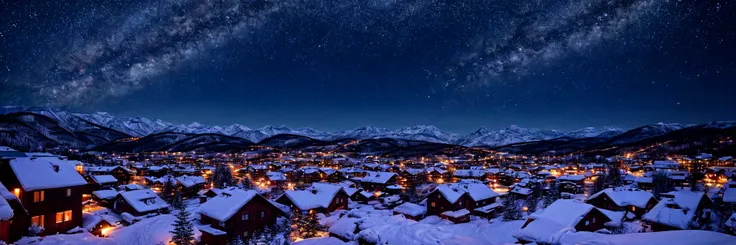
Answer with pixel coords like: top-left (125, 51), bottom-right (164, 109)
top-left (4, 107), bottom-right (731, 147)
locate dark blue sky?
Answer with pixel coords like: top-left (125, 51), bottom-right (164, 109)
top-left (1, 0), bottom-right (735, 133)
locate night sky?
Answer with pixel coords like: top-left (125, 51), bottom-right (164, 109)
top-left (1, 0), bottom-right (734, 133)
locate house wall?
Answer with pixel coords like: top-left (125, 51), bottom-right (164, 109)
top-left (573, 209), bottom-right (610, 232)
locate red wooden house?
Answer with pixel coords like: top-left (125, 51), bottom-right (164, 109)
top-left (113, 189), bottom-right (170, 217)
top-left (586, 188), bottom-right (658, 219)
top-left (514, 199), bottom-right (611, 244)
top-left (198, 189), bottom-right (285, 244)
top-left (0, 157), bottom-right (88, 240)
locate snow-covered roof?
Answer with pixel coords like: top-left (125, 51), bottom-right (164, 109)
top-left (719, 156), bottom-right (733, 161)
top-left (642, 191), bottom-right (709, 229)
top-left (432, 181), bottom-right (498, 204)
top-left (531, 199), bottom-right (598, 227)
top-left (652, 160), bottom-right (679, 168)
top-left (724, 188), bottom-right (736, 203)
top-left (266, 171), bottom-right (286, 181)
top-left (360, 171), bottom-right (397, 184)
top-left (328, 216), bottom-right (359, 240)
top-left (474, 202), bottom-right (502, 214)
top-left (93, 189), bottom-right (120, 200)
top-left (403, 168), bottom-right (425, 175)
top-left (598, 208), bottom-right (625, 227)
top-left (393, 202), bottom-right (426, 217)
top-left (726, 213), bottom-right (736, 228)
top-left (433, 185), bottom-right (466, 204)
top-left (510, 186), bottom-right (532, 196)
top-left (91, 175), bottom-right (118, 185)
top-left (587, 188), bottom-right (656, 208)
top-left (441, 209), bottom-right (469, 218)
top-left (118, 189), bottom-right (169, 213)
top-left (198, 189), bottom-right (258, 222)
top-left (558, 175), bottom-right (586, 182)
top-left (513, 217), bottom-right (571, 244)
top-left (282, 183), bottom-right (344, 210)
top-left (452, 169), bottom-right (486, 178)
top-left (176, 175), bottom-right (205, 188)
top-left (198, 224), bottom-right (226, 236)
top-left (0, 183), bottom-right (14, 220)
top-left (0, 146), bottom-right (16, 151)
top-left (9, 157), bottom-right (88, 191)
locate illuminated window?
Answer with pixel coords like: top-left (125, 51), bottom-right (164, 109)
top-left (67, 188), bottom-right (72, 197)
top-left (33, 191), bottom-right (44, 202)
top-left (431, 202), bottom-right (436, 207)
top-left (31, 215), bottom-right (44, 228)
top-left (56, 210), bottom-right (72, 223)
top-left (64, 210), bottom-right (72, 222)
top-left (56, 212), bottom-right (63, 223)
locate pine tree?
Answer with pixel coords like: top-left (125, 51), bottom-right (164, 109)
top-left (543, 182), bottom-right (560, 208)
top-left (591, 175), bottom-right (606, 195)
top-left (227, 237), bottom-right (246, 245)
top-left (171, 191), bottom-right (186, 210)
top-left (293, 210), bottom-right (321, 239)
top-left (689, 160), bottom-right (704, 192)
top-left (503, 196), bottom-right (522, 221)
top-left (163, 177), bottom-right (176, 200)
top-left (607, 162), bottom-right (623, 187)
top-left (526, 196), bottom-right (539, 214)
top-left (242, 176), bottom-right (255, 190)
top-left (170, 206), bottom-right (195, 245)
top-left (212, 164), bottom-right (234, 189)
top-left (653, 172), bottom-right (674, 199)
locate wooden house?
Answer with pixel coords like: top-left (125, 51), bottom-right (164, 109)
top-left (0, 157), bottom-right (88, 239)
top-left (643, 191), bottom-right (713, 231)
top-left (198, 189), bottom-right (285, 244)
top-left (276, 183), bottom-right (349, 214)
top-left (514, 199), bottom-right (611, 244)
top-left (112, 189), bottom-right (170, 216)
top-left (586, 188), bottom-right (658, 218)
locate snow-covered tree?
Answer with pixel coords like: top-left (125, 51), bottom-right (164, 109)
top-left (607, 162), bottom-right (623, 187)
top-left (170, 206), bottom-right (195, 245)
top-left (689, 160), bottom-right (705, 192)
top-left (212, 164), bottom-right (234, 188)
top-left (227, 237), bottom-right (246, 245)
top-left (171, 191), bottom-right (186, 210)
top-left (292, 210), bottom-right (321, 239)
top-left (653, 172), bottom-right (674, 199)
top-left (242, 176), bottom-right (255, 190)
top-left (591, 175), bottom-right (606, 195)
top-left (28, 224), bottom-right (44, 236)
top-left (544, 182), bottom-right (560, 208)
top-left (162, 178), bottom-right (176, 200)
top-left (503, 196), bottom-right (523, 221)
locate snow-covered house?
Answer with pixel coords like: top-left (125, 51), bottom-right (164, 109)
top-left (86, 166), bottom-right (134, 184)
top-left (392, 202), bottom-right (426, 220)
top-left (0, 182), bottom-right (17, 243)
top-left (426, 181), bottom-right (500, 220)
top-left (360, 171), bottom-right (398, 192)
top-left (175, 175), bottom-right (206, 196)
top-left (452, 169), bottom-right (488, 180)
top-left (92, 189), bottom-right (120, 208)
top-left (87, 175), bottom-right (119, 190)
top-left (642, 191), bottom-right (713, 231)
top-left (586, 188), bottom-right (658, 218)
top-left (514, 199), bottom-right (611, 244)
top-left (198, 189), bottom-right (285, 244)
top-left (113, 189), bottom-right (169, 216)
top-left (276, 183), bottom-right (349, 213)
top-left (0, 156), bottom-right (88, 238)
top-left (652, 160), bottom-right (680, 170)
top-left (265, 171), bottom-right (287, 186)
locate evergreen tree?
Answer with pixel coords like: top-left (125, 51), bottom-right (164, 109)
top-left (292, 210), bottom-right (321, 239)
top-left (227, 237), bottom-right (246, 245)
top-left (212, 164), bottom-right (234, 189)
top-left (402, 184), bottom-right (420, 203)
top-left (543, 182), bottom-right (560, 208)
top-left (170, 206), bottom-right (195, 245)
top-left (591, 175), bottom-right (606, 195)
top-left (503, 196), bottom-right (523, 221)
top-left (162, 178), bottom-right (176, 200)
top-left (607, 162), bottom-right (623, 187)
top-left (171, 191), bottom-right (186, 210)
top-left (242, 176), bottom-right (255, 190)
top-left (653, 172), bottom-right (674, 199)
top-left (526, 196), bottom-right (539, 214)
top-left (689, 160), bottom-right (704, 192)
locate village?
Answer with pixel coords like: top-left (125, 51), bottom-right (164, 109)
top-left (1, 145), bottom-right (736, 245)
